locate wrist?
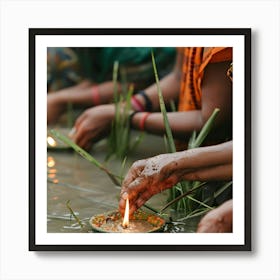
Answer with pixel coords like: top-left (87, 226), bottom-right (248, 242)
top-left (131, 91), bottom-right (153, 112)
top-left (55, 90), bottom-right (70, 104)
top-left (131, 112), bottom-right (151, 131)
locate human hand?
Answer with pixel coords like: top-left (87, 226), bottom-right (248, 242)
top-left (47, 81), bottom-right (94, 125)
top-left (196, 199), bottom-right (232, 233)
top-left (47, 93), bottom-right (67, 125)
top-left (71, 104), bottom-right (115, 151)
top-left (119, 153), bottom-right (186, 216)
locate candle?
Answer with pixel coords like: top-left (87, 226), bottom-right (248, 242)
top-left (122, 198), bottom-right (129, 228)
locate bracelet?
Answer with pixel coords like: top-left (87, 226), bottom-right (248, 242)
top-left (139, 112), bottom-right (151, 131)
top-left (129, 111), bottom-right (139, 128)
top-left (137, 90), bottom-right (153, 112)
top-left (92, 85), bottom-right (100, 105)
top-left (131, 96), bottom-right (145, 112)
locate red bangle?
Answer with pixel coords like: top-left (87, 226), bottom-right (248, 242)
top-left (92, 85), bottom-right (100, 105)
top-left (131, 96), bottom-right (145, 112)
top-left (139, 112), bottom-right (151, 131)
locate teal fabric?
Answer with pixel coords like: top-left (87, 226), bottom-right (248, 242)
top-left (75, 47), bottom-right (176, 82)
top-left (48, 47), bottom-right (176, 91)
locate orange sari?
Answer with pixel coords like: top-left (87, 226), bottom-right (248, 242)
top-left (178, 47), bottom-right (232, 112)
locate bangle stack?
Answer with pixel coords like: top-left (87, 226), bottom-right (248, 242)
top-left (131, 90), bottom-right (153, 112)
top-left (137, 90), bottom-right (153, 112)
top-left (131, 96), bottom-right (145, 112)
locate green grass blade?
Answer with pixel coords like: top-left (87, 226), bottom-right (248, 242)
top-left (159, 182), bottom-right (207, 213)
top-left (189, 108), bottom-right (220, 149)
top-left (66, 200), bottom-right (84, 228)
top-left (50, 129), bottom-right (121, 186)
top-left (151, 50), bottom-right (176, 153)
top-left (186, 196), bottom-right (214, 210)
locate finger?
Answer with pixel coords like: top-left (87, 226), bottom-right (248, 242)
top-left (68, 127), bottom-right (76, 137)
top-left (121, 160), bottom-right (147, 190)
top-left (74, 111), bottom-right (88, 128)
top-left (73, 122), bottom-right (90, 146)
top-left (125, 177), bottom-right (148, 200)
top-left (77, 132), bottom-right (94, 149)
top-left (119, 178), bottom-right (144, 214)
top-left (118, 192), bottom-right (128, 215)
top-left (123, 177), bottom-right (151, 216)
top-left (134, 190), bottom-right (154, 210)
top-left (83, 142), bottom-right (93, 152)
top-left (128, 204), bottom-right (138, 217)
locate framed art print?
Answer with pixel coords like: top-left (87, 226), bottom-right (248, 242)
top-left (29, 28), bottom-right (251, 251)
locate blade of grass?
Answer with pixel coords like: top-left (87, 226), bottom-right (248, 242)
top-left (113, 61), bottom-right (119, 103)
top-left (177, 208), bottom-right (211, 221)
top-left (50, 129), bottom-right (121, 186)
top-left (188, 108), bottom-right (220, 149)
top-left (151, 50), bottom-right (178, 202)
top-left (203, 181), bottom-right (233, 205)
top-left (151, 50), bottom-right (176, 153)
top-left (186, 195), bottom-right (214, 210)
top-left (159, 182), bottom-right (207, 213)
top-left (213, 181), bottom-right (232, 199)
top-left (142, 203), bottom-right (159, 214)
top-left (66, 200), bottom-right (84, 228)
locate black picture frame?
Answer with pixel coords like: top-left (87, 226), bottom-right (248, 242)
top-left (29, 28), bottom-right (251, 251)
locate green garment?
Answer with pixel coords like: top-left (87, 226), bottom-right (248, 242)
top-left (74, 47), bottom-right (176, 83)
top-left (48, 47), bottom-right (176, 91)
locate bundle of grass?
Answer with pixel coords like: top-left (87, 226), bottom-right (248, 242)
top-left (106, 61), bottom-right (144, 161)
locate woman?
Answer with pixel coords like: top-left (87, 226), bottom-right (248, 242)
top-left (70, 47), bottom-right (233, 151)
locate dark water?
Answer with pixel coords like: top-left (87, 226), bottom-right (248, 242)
top-left (47, 129), bottom-right (201, 233)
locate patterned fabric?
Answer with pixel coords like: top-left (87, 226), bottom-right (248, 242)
top-left (178, 47), bottom-right (233, 111)
top-left (47, 47), bottom-right (82, 92)
top-left (47, 47), bottom-right (176, 92)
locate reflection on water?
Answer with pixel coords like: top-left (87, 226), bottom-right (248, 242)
top-left (47, 156), bottom-right (56, 168)
top-left (47, 131), bottom-right (202, 233)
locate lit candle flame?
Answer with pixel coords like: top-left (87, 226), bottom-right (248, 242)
top-left (47, 136), bottom-right (57, 147)
top-left (122, 198), bottom-right (129, 228)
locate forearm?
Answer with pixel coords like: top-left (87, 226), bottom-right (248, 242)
top-left (163, 141), bottom-right (233, 182)
top-left (135, 71), bottom-right (181, 111)
top-left (134, 49), bottom-right (182, 112)
top-left (130, 110), bottom-right (204, 139)
top-left (182, 163), bottom-right (232, 181)
top-left (176, 141), bottom-right (232, 169)
top-left (53, 81), bottom-right (120, 107)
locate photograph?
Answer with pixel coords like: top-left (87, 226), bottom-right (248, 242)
top-left (29, 28), bottom-right (251, 251)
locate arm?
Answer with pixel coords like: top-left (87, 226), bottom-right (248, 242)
top-left (68, 51), bottom-right (182, 149)
top-left (47, 50), bottom-right (182, 125)
top-left (119, 141), bottom-right (232, 216)
top-left (130, 60), bottom-right (232, 141)
top-left (47, 80), bottom-right (121, 125)
top-left (133, 49), bottom-right (182, 111)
